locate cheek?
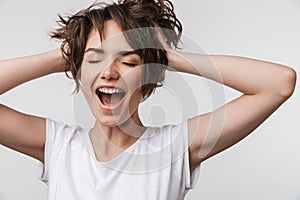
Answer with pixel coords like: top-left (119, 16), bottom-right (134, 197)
top-left (80, 65), bottom-right (98, 90)
top-left (124, 68), bottom-right (143, 93)
top-left (79, 67), bottom-right (99, 107)
top-left (125, 71), bottom-right (144, 112)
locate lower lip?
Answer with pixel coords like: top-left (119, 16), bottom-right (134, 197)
top-left (96, 93), bottom-right (125, 111)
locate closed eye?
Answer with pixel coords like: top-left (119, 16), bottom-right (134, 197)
top-left (88, 60), bottom-right (102, 64)
top-left (122, 62), bottom-right (137, 67)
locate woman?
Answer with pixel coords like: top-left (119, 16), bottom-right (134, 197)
top-left (0, 0), bottom-right (296, 199)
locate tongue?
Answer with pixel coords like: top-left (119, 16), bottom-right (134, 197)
top-left (101, 93), bottom-right (124, 107)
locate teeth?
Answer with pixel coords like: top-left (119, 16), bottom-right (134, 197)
top-left (98, 87), bottom-right (124, 94)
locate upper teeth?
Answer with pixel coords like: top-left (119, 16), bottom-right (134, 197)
top-left (98, 88), bottom-right (124, 94)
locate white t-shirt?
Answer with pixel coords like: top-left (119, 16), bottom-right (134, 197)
top-left (38, 118), bottom-right (201, 200)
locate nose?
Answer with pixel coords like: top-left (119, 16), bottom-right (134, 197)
top-left (100, 60), bottom-right (119, 80)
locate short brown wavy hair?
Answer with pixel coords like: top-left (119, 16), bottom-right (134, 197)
top-left (51, 0), bottom-right (182, 99)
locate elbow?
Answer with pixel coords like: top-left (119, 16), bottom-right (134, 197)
top-left (278, 67), bottom-right (297, 99)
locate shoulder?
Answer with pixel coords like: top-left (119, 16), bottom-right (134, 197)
top-left (145, 120), bottom-right (188, 140)
top-left (45, 118), bottom-right (85, 151)
top-left (141, 120), bottom-right (189, 152)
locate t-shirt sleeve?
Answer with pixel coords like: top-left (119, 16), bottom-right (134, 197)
top-left (37, 118), bottom-right (74, 184)
top-left (181, 120), bottom-right (201, 189)
top-left (167, 120), bottom-right (201, 189)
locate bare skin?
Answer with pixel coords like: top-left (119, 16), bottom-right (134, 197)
top-left (0, 49), bottom-right (67, 162)
top-left (167, 50), bottom-right (296, 172)
top-left (0, 20), bottom-right (296, 176)
top-left (80, 22), bottom-right (148, 162)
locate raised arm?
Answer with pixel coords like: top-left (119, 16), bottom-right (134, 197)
top-left (167, 49), bottom-right (296, 170)
top-left (0, 49), bottom-right (67, 162)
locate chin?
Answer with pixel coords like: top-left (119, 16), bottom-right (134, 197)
top-left (96, 117), bottom-right (118, 127)
top-left (96, 115), bottom-right (129, 128)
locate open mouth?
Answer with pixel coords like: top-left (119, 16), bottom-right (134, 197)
top-left (96, 87), bottom-right (126, 108)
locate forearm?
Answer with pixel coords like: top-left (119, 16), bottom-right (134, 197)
top-left (168, 50), bottom-right (296, 98)
top-left (0, 49), bottom-right (67, 95)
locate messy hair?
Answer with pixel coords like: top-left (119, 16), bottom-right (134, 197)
top-left (51, 0), bottom-right (182, 99)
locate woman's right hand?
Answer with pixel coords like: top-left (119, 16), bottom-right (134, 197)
top-left (48, 48), bottom-right (70, 73)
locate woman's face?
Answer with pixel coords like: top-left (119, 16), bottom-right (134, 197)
top-left (80, 20), bottom-right (144, 127)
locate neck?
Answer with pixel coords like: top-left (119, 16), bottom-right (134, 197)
top-left (90, 113), bottom-right (146, 153)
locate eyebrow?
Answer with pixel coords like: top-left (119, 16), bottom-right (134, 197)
top-left (85, 48), bottom-right (141, 57)
top-left (85, 48), bottom-right (104, 54)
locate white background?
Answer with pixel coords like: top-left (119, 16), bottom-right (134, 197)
top-left (0, 0), bottom-right (299, 199)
